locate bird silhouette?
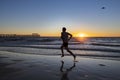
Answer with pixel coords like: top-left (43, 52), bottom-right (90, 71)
top-left (101, 7), bottom-right (106, 9)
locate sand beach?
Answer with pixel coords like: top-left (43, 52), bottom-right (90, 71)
top-left (0, 48), bottom-right (120, 80)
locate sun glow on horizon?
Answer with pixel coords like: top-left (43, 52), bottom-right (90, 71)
top-left (79, 34), bottom-right (85, 37)
top-left (76, 33), bottom-right (88, 37)
top-left (74, 33), bottom-right (88, 43)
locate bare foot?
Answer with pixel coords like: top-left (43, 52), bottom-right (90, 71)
top-left (61, 54), bottom-right (64, 57)
top-left (74, 55), bottom-right (76, 61)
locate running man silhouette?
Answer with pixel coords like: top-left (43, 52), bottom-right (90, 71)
top-left (61, 27), bottom-right (76, 60)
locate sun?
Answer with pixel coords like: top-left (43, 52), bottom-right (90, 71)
top-left (75, 33), bottom-right (88, 37)
top-left (78, 33), bottom-right (88, 37)
top-left (75, 33), bottom-right (88, 42)
top-left (79, 34), bottom-right (85, 37)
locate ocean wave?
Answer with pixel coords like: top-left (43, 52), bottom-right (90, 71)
top-left (91, 43), bottom-right (120, 47)
top-left (1, 41), bottom-right (120, 48)
top-left (0, 48), bottom-right (120, 58)
top-left (0, 45), bottom-right (120, 59)
top-left (25, 46), bottom-right (120, 53)
top-left (1, 45), bottom-right (120, 53)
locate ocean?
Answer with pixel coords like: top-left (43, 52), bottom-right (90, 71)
top-left (0, 37), bottom-right (120, 58)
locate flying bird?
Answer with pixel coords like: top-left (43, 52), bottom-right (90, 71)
top-left (101, 7), bottom-right (106, 9)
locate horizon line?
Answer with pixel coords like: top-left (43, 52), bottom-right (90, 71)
top-left (0, 33), bottom-right (120, 37)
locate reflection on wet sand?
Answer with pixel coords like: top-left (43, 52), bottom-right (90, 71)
top-left (60, 61), bottom-right (76, 80)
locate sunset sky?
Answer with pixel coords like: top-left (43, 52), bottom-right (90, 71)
top-left (0, 0), bottom-right (120, 37)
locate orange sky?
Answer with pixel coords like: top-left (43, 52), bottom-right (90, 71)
top-left (0, 0), bottom-right (120, 37)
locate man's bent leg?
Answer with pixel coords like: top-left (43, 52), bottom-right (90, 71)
top-left (61, 46), bottom-right (64, 57)
top-left (66, 47), bottom-right (76, 60)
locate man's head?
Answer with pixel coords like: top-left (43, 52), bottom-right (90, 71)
top-left (62, 27), bottom-right (66, 32)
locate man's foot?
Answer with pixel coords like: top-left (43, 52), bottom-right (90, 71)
top-left (61, 60), bottom-right (64, 64)
top-left (73, 55), bottom-right (76, 61)
top-left (61, 54), bottom-right (64, 57)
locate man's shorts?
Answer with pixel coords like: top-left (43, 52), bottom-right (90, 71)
top-left (63, 42), bottom-right (68, 47)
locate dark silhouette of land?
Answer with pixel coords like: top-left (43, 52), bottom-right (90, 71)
top-left (0, 33), bottom-right (40, 38)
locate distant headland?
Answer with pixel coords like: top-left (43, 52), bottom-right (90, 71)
top-left (0, 33), bottom-right (40, 38)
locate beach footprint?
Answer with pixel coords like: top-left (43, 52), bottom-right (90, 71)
top-left (99, 64), bottom-right (106, 66)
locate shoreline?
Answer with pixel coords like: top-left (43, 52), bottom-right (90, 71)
top-left (0, 46), bottom-right (120, 59)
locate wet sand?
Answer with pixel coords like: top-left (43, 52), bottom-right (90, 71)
top-left (0, 50), bottom-right (120, 80)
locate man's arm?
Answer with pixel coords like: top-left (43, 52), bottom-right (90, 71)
top-left (61, 32), bottom-right (64, 41)
top-left (68, 33), bottom-right (72, 41)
